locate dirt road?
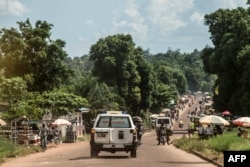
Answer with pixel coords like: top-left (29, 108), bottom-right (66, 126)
top-left (1, 133), bottom-right (216, 167)
top-left (0, 95), bottom-right (217, 167)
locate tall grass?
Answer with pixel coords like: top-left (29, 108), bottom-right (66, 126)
top-left (172, 128), bottom-right (250, 155)
top-left (173, 134), bottom-right (207, 153)
top-left (208, 130), bottom-right (250, 151)
top-left (0, 136), bottom-right (17, 163)
top-left (0, 136), bottom-right (40, 164)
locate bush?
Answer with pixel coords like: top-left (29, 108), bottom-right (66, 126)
top-left (173, 128), bottom-right (250, 157)
top-left (172, 134), bottom-right (206, 152)
top-left (207, 130), bottom-right (250, 152)
top-left (0, 136), bottom-right (40, 164)
top-left (0, 136), bottom-right (17, 163)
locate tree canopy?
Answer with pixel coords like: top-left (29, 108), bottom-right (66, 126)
top-left (89, 34), bottom-right (154, 115)
top-left (0, 17), bottom-right (219, 121)
top-left (0, 19), bottom-right (73, 93)
top-left (201, 7), bottom-right (250, 115)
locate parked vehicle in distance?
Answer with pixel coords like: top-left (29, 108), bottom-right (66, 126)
top-left (90, 111), bottom-right (139, 158)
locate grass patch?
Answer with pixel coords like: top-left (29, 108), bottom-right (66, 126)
top-left (207, 129), bottom-right (250, 152)
top-left (0, 136), bottom-right (40, 163)
top-left (172, 128), bottom-right (250, 162)
top-left (172, 134), bottom-right (207, 153)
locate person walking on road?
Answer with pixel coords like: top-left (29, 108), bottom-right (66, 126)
top-left (39, 123), bottom-right (48, 152)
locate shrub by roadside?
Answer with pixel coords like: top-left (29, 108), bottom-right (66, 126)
top-left (172, 128), bottom-right (250, 164)
top-left (0, 136), bottom-right (41, 163)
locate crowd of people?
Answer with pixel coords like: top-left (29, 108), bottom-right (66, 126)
top-left (173, 93), bottom-right (227, 140)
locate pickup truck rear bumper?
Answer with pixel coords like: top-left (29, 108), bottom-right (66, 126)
top-left (90, 141), bottom-right (139, 152)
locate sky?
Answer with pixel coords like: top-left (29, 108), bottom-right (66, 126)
top-left (0, 0), bottom-right (248, 58)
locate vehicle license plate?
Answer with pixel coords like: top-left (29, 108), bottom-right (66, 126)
top-left (115, 144), bottom-right (124, 148)
top-left (103, 144), bottom-right (124, 148)
top-left (97, 133), bottom-right (106, 137)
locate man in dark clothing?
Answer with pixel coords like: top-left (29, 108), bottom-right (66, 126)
top-left (157, 122), bottom-right (170, 145)
top-left (39, 123), bottom-right (48, 152)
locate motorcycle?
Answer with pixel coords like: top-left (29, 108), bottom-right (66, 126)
top-left (179, 123), bottom-right (183, 128)
top-left (178, 120), bottom-right (184, 128)
top-left (159, 129), bottom-right (167, 145)
top-left (47, 130), bottom-right (61, 145)
top-left (137, 125), bottom-right (144, 143)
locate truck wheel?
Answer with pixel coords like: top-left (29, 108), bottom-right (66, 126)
top-left (90, 147), bottom-right (98, 158)
top-left (130, 149), bottom-right (137, 158)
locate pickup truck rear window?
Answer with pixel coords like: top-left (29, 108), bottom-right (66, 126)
top-left (157, 118), bottom-right (170, 124)
top-left (96, 116), bottom-right (131, 128)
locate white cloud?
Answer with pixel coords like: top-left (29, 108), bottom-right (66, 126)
top-left (86, 19), bottom-right (93, 26)
top-left (147, 0), bottom-right (194, 34)
top-left (94, 32), bottom-right (102, 40)
top-left (218, 0), bottom-right (248, 9)
top-left (112, 0), bottom-right (148, 41)
top-left (0, 0), bottom-right (7, 15)
top-left (190, 12), bottom-right (204, 23)
top-left (78, 36), bottom-right (85, 42)
top-left (0, 0), bottom-right (26, 16)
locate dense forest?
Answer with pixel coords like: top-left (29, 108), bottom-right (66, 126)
top-left (0, 6), bottom-right (249, 122)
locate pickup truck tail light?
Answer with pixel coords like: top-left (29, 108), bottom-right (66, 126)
top-left (130, 129), bottom-right (137, 141)
top-left (90, 128), bottom-right (95, 141)
top-left (130, 129), bottom-right (136, 134)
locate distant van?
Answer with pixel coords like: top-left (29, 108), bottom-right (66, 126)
top-left (155, 117), bottom-right (173, 135)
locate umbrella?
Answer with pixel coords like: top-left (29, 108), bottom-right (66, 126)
top-left (199, 115), bottom-right (230, 126)
top-left (222, 110), bottom-right (231, 115)
top-left (233, 117), bottom-right (250, 127)
top-left (52, 118), bottom-right (71, 126)
top-left (0, 118), bottom-right (7, 126)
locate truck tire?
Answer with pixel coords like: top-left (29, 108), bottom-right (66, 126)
top-left (90, 147), bottom-right (98, 158)
top-left (130, 149), bottom-right (137, 158)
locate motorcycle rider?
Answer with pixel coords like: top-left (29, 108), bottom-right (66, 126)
top-left (135, 120), bottom-right (144, 143)
top-left (157, 122), bottom-right (170, 145)
top-left (179, 119), bottom-right (183, 128)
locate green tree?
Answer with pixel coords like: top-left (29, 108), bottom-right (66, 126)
top-left (151, 83), bottom-right (178, 112)
top-left (2, 98), bottom-right (43, 122)
top-left (202, 7), bottom-right (250, 114)
top-left (0, 77), bottom-right (27, 105)
top-left (89, 34), bottom-right (146, 115)
top-left (135, 55), bottom-right (155, 112)
top-left (87, 82), bottom-right (119, 111)
top-left (0, 19), bottom-right (73, 92)
top-left (0, 79), bottom-right (44, 121)
top-left (154, 65), bottom-right (187, 95)
top-left (36, 90), bottom-right (89, 118)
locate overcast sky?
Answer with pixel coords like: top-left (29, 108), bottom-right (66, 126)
top-left (0, 0), bottom-right (248, 57)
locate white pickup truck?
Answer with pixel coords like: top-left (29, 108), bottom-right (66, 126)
top-left (90, 111), bottom-right (140, 158)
